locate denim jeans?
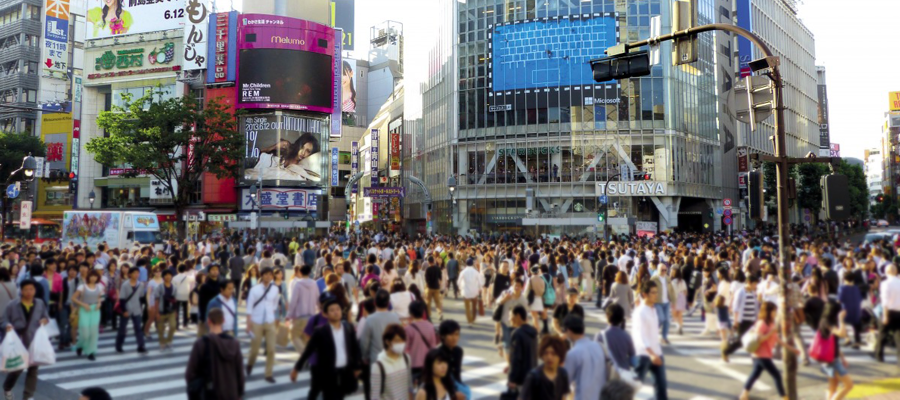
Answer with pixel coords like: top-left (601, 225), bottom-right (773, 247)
top-left (115, 314), bottom-right (146, 351)
top-left (57, 304), bottom-right (70, 348)
top-left (655, 303), bottom-right (671, 340)
top-left (634, 355), bottom-right (668, 400)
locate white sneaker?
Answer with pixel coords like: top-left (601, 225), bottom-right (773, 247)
top-left (4, 390), bottom-right (13, 400)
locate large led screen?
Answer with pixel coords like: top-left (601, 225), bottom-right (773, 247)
top-left (242, 114), bottom-right (328, 187)
top-left (238, 48), bottom-right (333, 110)
top-left (491, 14), bottom-right (617, 91)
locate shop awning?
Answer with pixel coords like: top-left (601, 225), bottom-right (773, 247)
top-left (93, 177), bottom-right (152, 187)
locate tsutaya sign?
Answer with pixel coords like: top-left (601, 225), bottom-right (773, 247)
top-left (596, 181), bottom-right (667, 196)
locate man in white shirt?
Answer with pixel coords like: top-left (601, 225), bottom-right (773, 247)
top-left (875, 264), bottom-right (900, 363)
top-left (457, 258), bottom-right (486, 326)
top-left (632, 280), bottom-right (668, 400)
top-left (650, 264), bottom-right (675, 344)
top-left (245, 267), bottom-right (281, 383)
top-left (617, 250), bottom-right (635, 273)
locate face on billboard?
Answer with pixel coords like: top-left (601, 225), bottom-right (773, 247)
top-left (341, 59), bottom-right (356, 113)
top-left (86, 0), bottom-right (185, 39)
top-left (238, 48), bottom-right (332, 109)
top-left (242, 114), bottom-right (328, 186)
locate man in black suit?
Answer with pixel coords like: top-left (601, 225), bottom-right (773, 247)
top-left (291, 293), bottom-right (362, 400)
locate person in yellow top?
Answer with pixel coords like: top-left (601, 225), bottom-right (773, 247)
top-left (288, 238), bottom-right (300, 258)
top-left (87, 0), bottom-right (133, 37)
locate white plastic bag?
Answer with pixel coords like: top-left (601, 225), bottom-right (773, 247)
top-left (44, 320), bottom-right (60, 338)
top-left (28, 326), bottom-right (55, 366)
top-left (0, 331), bottom-right (29, 372)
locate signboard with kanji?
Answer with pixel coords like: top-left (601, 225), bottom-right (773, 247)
top-left (240, 188), bottom-right (320, 211)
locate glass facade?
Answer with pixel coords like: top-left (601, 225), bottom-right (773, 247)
top-left (417, 0), bottom-right (729, 235)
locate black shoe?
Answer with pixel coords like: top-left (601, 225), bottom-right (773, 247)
top-left (76, 348), bottom-right (82, 357)
top-left (115, 348), bottom-right (124, 354)
top-left (246, 365), bottom-right (253, 377)
top-left (88, 354), bottom-right (96, 361)
top-left (137, 348), bottom-right (148, 354)
top-left (265, 377), bottom-right (276, 384)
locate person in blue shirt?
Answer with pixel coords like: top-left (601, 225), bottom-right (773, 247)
top-left (316, 266), bottom-right (334, 294)
top-left (837, 271), bottom-right (863, 347)
top-left (136, 258), bottom-right (149, 283)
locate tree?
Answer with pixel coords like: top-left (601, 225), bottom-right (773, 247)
top-left (86, 87), bottom-right (243, 239)
top-left (796, 163), bottom-right (830, 217)
top-left (0, 132), bottom-right (46, 182)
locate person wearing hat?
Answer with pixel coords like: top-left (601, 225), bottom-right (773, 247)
top-left (457, 257), bottom-right (485, 326)
top-left (552, 288), bottom-right (585, 336)
top-left (292, 291), bottom-right (363, 400)
top-left (245, 267), bottom-right (281, 383)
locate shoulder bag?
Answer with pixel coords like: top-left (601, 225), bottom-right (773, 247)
top-left (114, 284), bottom-right (140, 316)
top-left (187, 336), bottom-right (216, 400)
top-left (598, 330), bottom-right (641, 390)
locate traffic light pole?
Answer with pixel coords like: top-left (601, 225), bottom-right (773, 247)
top-left (602, 172), bottom-right (621, 242)
top-left (617, 23), bottom-right (805, 399)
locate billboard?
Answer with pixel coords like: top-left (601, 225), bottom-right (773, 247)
top-left (489, 13), bottom-right (619, 110)
top-left (890, 91), bottom-right (900, 112)
top-left (350, 141), bottom-right (359, 194)
top-left (389, 117), bottom-right (401, 176)
top-left (207, 12), bottom-right (238, 83)
top-left (341, 59), bottom-right (357, 113)
top-left (236, 14), bottom-right (335, 113)
top-left (830, 143), bottom-right (841, 158)
top-left (41, 112), bottom-right (73, 171)
top-left (331, 29), bottom-right (342, 138)
top-left (736, 0), bottom-right (753, 78)
top-left (817, 84), bottom-right (831, 150)
top-left (62, 212), bottom-right (121, 248)
top-left (240, 188), bottom-right (320, 211)
top-left (182, 0), bottom-right (209, 71)
top-left (42, 0), bottom-right (70, 78)
top-left (370, 129), bottom-right (379, 187)
top-left (331, 0), bottom-right (355, 50)
top-left (86, 0), bottom-right (185, 40)
top-left (241, 114), bottom-right (328, 186)
top-left (86, 41), bottom-right (182, 82)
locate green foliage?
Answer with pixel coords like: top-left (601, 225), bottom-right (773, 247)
top-left (0, 133), bottom-right (46, 182)
top-left (833, 160), bottom-right (869, 218)
top-left (796, 163), bottom-right (830, 212)
top-left (86, 87), bottom-right (243, 235)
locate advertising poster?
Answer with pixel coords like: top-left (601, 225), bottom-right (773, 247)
top-left (62, 212), bottom-right (121, 248)
top-left (42, 0), bottom-right (70, 78)
top-left (207, 11), bottom-right (238, 83)
top-left (636, 221), bottom-right (658, 238)
top-left (182, 0), bottom-right (209, 71)
top-left (86, 0), bottom-right (186, 40)
top-left (389, 117), bottom-right (401, 176)
top-left (41, 112), bottom-right (73, 171)
top-left (341, 59), bottom-right (357, 113)
top-left (331, 147), bottom-right (339, 186)
top-left (817, 85), bottom-right (831, 150)
top-left (890, 91), bottom-right (900, 112)
top-left (240, 188), bottom-right (319, 211)
top-left (350, 141), bottom-right (359, 194)
top-left (736, 0), bottom-right (753, 78)
top-left (370, 129), bottom-right (379, 187)
top-left (87, 41), bottom-right (182, 81)
top-left (236, 14), bottom-right (335, 112)
top-left (331, 28), bottom-right (342, 138)
top-left (241, 114), bottom-right (327, 186)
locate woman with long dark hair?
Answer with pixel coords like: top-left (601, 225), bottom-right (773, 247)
top-left (342, 60), bottom-right (357, 112)
top-left (818, 299), bottom-right (854, 400)
top-left (415, 349), bottom-right (457, 400)
top-left (247, 133), bottom-right (322, 181)
top-left (87, 0), bottom-right (132, 37)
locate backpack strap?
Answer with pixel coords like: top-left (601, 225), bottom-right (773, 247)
top-left (376, 361), bottom-right (386, 396)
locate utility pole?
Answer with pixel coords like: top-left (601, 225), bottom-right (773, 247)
top-left (591, 9), bottom-right (849, 398)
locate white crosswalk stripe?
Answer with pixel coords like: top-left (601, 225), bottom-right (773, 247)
top-left (42, 315), bottom-right (511, 400)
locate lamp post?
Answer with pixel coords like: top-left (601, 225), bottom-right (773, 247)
top-left (21, 156), bottom-right (35, 181)
top-left (88, 190), bottom-right (95, 209)
top-left (0, 154), bottom-right (38, 240)
top-left (249, 184), bottom-right (260, 238)
top-left (447, 176), bottom-right (456, 235)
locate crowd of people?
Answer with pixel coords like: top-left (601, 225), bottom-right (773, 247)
top-left (0, 221), bottom-right (896, 400)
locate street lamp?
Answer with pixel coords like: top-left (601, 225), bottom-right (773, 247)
top-left (88, 190), bottom-right (95, 209)
top-left (21, 155), bottom-right (35, 181)
top-left (447, 176), bottom-right (457, 233)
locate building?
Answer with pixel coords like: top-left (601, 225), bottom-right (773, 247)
top-left (415, 0), bottom-right (778, 237)
top-left (865, 147), bottom-right (883, 206)
top-left (816, 66), bottom-right (831, 156)
top-left (882, 97), bottom-right (900, 208)
top-left (0, 0), bottom-right (42, 135)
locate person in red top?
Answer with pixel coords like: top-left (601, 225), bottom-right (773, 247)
top-left (739, 301), bottom-right (800, 400)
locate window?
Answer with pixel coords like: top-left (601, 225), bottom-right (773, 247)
top-left (24, 34), bottom-right (38, 47)
top-left (25, 61), bottom-right (37, 75)
top-left (26, 5), bottom-right (40, 20)
top-left (26, 90), bottom-right (36, 103)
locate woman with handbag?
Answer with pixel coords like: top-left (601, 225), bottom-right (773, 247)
top-left (815, 299), bottom-right (854, 400)
top-left (739, 301), bottom-right (799, 400)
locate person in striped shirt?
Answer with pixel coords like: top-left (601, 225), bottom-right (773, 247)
top-left (370, 323), bottom-right (414, 400)
top-left (722, 274), bottom-right (760, 362)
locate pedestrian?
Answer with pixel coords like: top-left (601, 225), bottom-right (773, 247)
top-left (578, 250), bottom-right (594, 302)
top-left (437, 320), bottom-right (468, 398)
top-left (650, 263), bottom-right (675, 344)
top-left (424, 257), bottom-right (444, 320)
top-left (292, 293), bottom-right (363, 400)
top-left (446, 253), bottom-right (460, 300)
top-left (185, 308), bottom-right (245, 400)
top-left (671, 266), bottom-right (688, 335)
top-left (519, 335), bottom-right (571, 400)
top-left (632, 281), bottom-right (668, 400)
top-left (837, 272), bottom-right (863, 347)
top-left (816, 299), bottom-right (855, 400)
top-left (406, 300), bottom-right (438, 385)
top-left (72, 270), bottom-right (104, 360)
top-left (143, 265), bottom-right (162, 340)
top-left (457, 258), bottom-right (485, 327)
top-left (78, 387), bottom-right (112, 400)
top-left (595, 303), bottom-right (636, 379)
top-left (390, 280), bottom-right (414, 322)
top-left (206, 280), bottom-right (239, 337)
top-left (173, 264), bottom-right (194, 329)
top-left (361, 289), bottom-right (402, 398)
top-left (245, 267), bottom-right (281, 383)
top-left (552, 288), bottom-right (584, 336)
top-left (563, 315), bottom-right (605, 400)
top-left (198, 264), bottom-right (223, 336)
top-left (1, 279), bottom-right (50, 400)
top-left (57, 265), bottom-right (78, 350)
top-left (497, 278), bottom-right (529, 356)
top-left (115, 267), bottom-right (147, 354)
top-left (286, 264), bottom-right (319, 353)
top-left (739, 301), bottom-right (798, 400)
top-left (526, 266), bottom-right (546, 331)
top-left (723, 274), bottom-right (760, 361)
top-left (874, 264), bottom-right (900, 364)
top-left (154, 269), bottom-right (178, 351)
top-left (370, 324), bottom-right (413, 400)
top-left (414, 349), bottom-right (458, 400)
top-left (506, 304), bottom-right (538, 393)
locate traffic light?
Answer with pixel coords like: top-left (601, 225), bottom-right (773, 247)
top-left (590, 50), bottom-right (651, 82)
top-left (876, 193), bottom-right (885, 203)
top-left (672, 0), bottom-right (699, 65)
top-left (748, 170), bottom-right (763, 220)
top-left (597, 205), bottom-right (607, 222)
top-left (821, 174), bottom-right (850, 221)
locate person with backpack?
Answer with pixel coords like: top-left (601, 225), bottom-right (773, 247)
top-left (538, 265), bottom-right (556, 333)
top-left (185, 308), bottom-right (245, 400)
top-left (813, 299), bottom-right (854, 400)
top-left (739, 301), bottom-right (799, 400)
top-left (370, 324), bottom-right (414, 400)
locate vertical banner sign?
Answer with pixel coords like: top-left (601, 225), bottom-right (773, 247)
top-left (183, 0), bottom-right (209, 71)
top-left (818, 84), bottom-right (831, 151)
top-left (351, 141), bottom-right (359, 194)
top-left (43, 0), bottom-right (70, 78)
top-left (370, 129), bottom-right (379, 188)
top-left (70, 119), bottom-right (80, 175)
top-left (207, 11), bottom-right (238, 84)
top-left (19, 201), bottom-right (32, 230)
top-left (736, 0), bottom-right (753, 78)
top-left (331, 147), bottom-right (339, 186)
top-left (389, 117), bottom-right (402, 175)
top-left (213, 13), bottom-right (229, 81)
top-left (331, 28), bottom-right (343, 138)
top-left (715, 0), bottom-right (738, 185)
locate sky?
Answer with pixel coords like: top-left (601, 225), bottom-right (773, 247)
top-left (223, 0), bottom-right (900, 160)
top-left (798, 0), bottom-right (900, 160)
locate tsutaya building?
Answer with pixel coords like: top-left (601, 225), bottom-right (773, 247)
top-left (597, 181), bottom-right (668, 196)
